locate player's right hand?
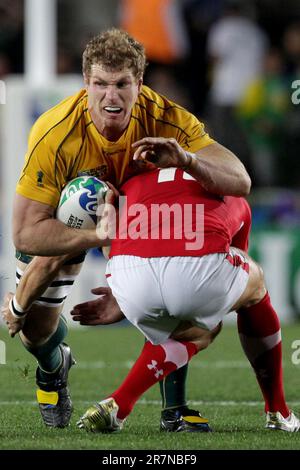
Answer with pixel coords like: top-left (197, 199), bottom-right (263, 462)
top-left (70, 286), bottom-right (125, 325)
top-left (1, 292), bottom-right (27, 337)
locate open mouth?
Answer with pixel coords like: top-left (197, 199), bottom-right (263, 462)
top-left (104, 106), bottom-right (122, 114)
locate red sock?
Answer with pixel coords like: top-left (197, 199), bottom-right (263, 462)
top-left (111, 339), bottom-right (197, 419)
top-left (237, 292), bottom-right (289, 417)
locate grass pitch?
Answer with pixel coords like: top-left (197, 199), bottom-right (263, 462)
top-left (0, 323), bottom-right (300, 450)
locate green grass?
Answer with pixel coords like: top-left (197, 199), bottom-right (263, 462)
top-left (0, 323), bottom-right (300, 450)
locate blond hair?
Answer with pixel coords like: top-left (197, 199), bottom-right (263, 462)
top-left (82, 28), bottom-right (147, 80)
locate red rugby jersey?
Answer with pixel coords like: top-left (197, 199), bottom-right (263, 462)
top-left (110, 168), bottom-right (251, 258)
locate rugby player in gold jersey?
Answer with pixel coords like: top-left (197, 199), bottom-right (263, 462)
top-left (2, 28), bottom-right (250, 429)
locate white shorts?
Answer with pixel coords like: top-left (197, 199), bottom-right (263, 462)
top-left (106, 250), bottom-right (249, 344)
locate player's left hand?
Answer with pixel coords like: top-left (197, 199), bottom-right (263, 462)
top-left (1, 292), bottom-right (26, 337)
top-left (132, 137), bottom-right (190, 169)
top-left (70, 286), bottom-right (125, 325)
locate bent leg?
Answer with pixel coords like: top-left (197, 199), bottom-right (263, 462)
top-left (229, 249), bottom-right (290, 420)
top-left (159, 323), bottom-right (222, 432)
top-left (78, 337), bottom-right (199, 433)
top-left (17, 255), bottom-right (83, 374)
top-left (171, 321), bottom-right (222, 351)
top-left (16, 253), bottom-right (84, 427)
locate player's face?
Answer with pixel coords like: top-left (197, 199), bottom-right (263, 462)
top-left (85, 64), bottom-right (142, 141)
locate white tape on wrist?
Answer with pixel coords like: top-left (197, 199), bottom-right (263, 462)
top-left (9, 296), bottom-right (28, 318)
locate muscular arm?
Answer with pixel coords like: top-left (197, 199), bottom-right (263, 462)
top-left (16, 255), bottom-right (70, 310)
top-left (13, 194), bottom-right (110, 256)
top-left (133, 139), bottom-right (251, 197)
top-left (187, 142), bottom-right (251, 196)
top-left (1, 254), bottom-right (71, 337)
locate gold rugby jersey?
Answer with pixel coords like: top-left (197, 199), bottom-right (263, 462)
top-left (16, 85), bottom-right (214, 208)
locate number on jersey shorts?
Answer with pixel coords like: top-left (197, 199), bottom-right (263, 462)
top-left (106, 249), bottom-right (249, 344)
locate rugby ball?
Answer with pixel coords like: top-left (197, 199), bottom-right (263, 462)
top-left (56, 176), bottom-right (108, 229)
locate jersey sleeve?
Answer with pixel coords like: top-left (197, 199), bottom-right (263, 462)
top-left (16, 122), bottom-right (63, 208)
top-left (174, 108), bottom-right (215, 153)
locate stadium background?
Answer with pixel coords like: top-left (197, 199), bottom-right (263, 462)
top-left (0, 0), bottom-right (300, 451)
